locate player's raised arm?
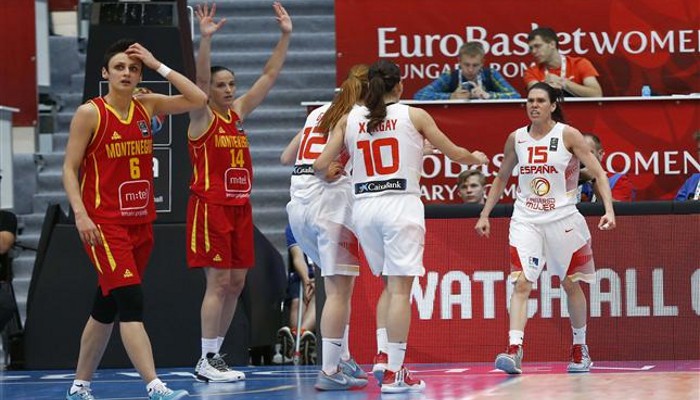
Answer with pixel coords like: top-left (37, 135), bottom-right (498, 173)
top-left (233, 2), bottom-right (292, 120)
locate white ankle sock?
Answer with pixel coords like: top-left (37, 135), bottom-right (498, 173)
top-left (341, 325), bottom-right (351, 361)
top-left (387, 342), bottom-right (407, 372)
top-left (146, 378), bottom-right (164, 393)
top-left (202, 337), bottom-right (218, 358)
top-left (376, 328), bottom-right (388, 354)
top-left (216, 336), bottom-right (225, 354)
top-left (508, 330), bottom-right (524, 346)
top-left (69, 380), bottom-right (90, 394)
top-left (322, 338), bottom-right (343, 375)
top-left (572, 325), bottom-right (587, 345)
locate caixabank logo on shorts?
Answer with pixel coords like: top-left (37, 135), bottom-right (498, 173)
top-left (530, 177), bottom-right (551, 196)
top-left (355, 178), bottom-right (407, 194)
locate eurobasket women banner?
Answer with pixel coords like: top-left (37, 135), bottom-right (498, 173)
top-left (335, 0), bottom-right (700, 98)
top-left (410, 99), bottom-right (698, 203)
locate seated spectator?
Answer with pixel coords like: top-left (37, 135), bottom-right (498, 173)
top-left (414, 42), bottom-right (520, 100)
top-left (524, 27), bottom-right (602, 97)
top-left (579, 133), bottom-right (635, 202)
top-left (275, 224), bottom-right (316, 365)
top-left (0, 210), bottom-right (18, 332)
top-left (676, 131), bottom-right (700, 201)
top-left (457, 169), bottom-right (486, 204)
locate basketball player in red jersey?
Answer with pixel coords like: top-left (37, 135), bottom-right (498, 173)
top-left (186, 2), bottom-right (292, 382)
top-left (63, 40), bottom-right (206, 400)
top-left (475, 82), bottom-right (615, 375)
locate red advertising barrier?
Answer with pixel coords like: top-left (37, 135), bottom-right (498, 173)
top-left (336, 0), bottom-right (700, 98)
top-left (0, 0), bottom-right (37, 126)
top-left (348, 213), bottom-right (700, 363)
top-left (306, 97), bottom-right (699, 203)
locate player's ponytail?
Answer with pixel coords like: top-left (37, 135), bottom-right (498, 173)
top-left (366, 60), bottom-right (401, 133)
top-left (318, 64), bottom-right (369, 134)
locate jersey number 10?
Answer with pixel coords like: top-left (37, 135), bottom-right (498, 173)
top-left (357, 138), bottom-right (399, 176)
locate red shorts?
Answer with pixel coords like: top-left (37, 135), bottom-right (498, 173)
top-left (83, 223), bottom-right (154, 295)
top-left (186, 196), bottom-right (255, 269)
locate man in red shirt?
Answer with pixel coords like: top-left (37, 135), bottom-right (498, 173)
top-left (580, 133), bottom-right (636, 202)
top-left (524, 27), bottom-right (603, 97)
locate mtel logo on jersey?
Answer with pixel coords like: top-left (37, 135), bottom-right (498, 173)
top-left (530, 177), bottom-right (551, 196)
top-left (355, 179), bottom-right (407, 194)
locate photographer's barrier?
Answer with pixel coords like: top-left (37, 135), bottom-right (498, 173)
top-left (347, 201), bottom-right (700, 363)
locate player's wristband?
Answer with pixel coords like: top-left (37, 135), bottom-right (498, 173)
top-left (156, 63), bottom-right (172, 78)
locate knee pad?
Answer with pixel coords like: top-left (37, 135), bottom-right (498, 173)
top-left (90, 289), bottom-right (117, 324)
top-left (111, 285), bottom-right (144, 322)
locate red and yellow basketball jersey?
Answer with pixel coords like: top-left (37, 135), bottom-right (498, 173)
top-left (80, 97), bottom-right (155, 224)
top-left (188, 107), bottom-right (252, 206)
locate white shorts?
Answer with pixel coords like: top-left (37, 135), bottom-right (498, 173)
top-left (509, 212), bottom-right (595, 283)
top-left (353, 194), bottom-right (425, 277)
top-left (287, 185), bottom-right (360, 277)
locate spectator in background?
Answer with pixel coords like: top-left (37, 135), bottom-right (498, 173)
top-left (579, 133), bottom-right (636, 202)
top-left (0, 210), bottom-right (18, 333)
top-left (457, 169), bottom-right (486, 204)
top-left (675, 131), bottom-right (700, 201)
top-left (524, 27), bottom-right (602, 98)
top-left (414, 42), bottom-right (520, 100)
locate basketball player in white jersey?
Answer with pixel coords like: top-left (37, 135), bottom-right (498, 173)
top-left (281, 65), bottom-right (369, 391)
top-left (475, 82), bottom-right (616, 374)
top-left (315, 60), bottom-right (488, 393)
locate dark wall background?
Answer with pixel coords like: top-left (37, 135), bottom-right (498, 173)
top-left (23, 206), bottom-right (286, 369)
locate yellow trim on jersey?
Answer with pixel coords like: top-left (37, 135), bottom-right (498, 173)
top-left (204, 143), bottom-right (210, 190)
top-left (204, 203), bottom-right (210, 252)
top-left (93, 155), bottom-right (101, 208)
top-left (98, 225), bottom-right (117, 271)
top-left (212, 108), bottom-right (232, 123)
top-left (190, 198), bottom-right (199, 253)
top-left (91, 245), bottom-right (103, 274)
top-left (103, 100), bottom-right (135, 124)
top-left (132, 98), bottom-right (152, 121)
top-left (188, 108), bottom-right (217, 142)
top-left (87, 100), bottom-right (101, 147)
top-left (192, 159), bottom-right (198, 186)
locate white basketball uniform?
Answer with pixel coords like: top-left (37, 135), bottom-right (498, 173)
top-left (286, 103), bottom-right (359, 277)
top-left (509, 122), bottom-right (595, 283)
top-left (345, 103), bottom-right (425, 277)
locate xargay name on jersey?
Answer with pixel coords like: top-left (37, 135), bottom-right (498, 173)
top-left (525, 197), bottom-right (556, 211)
top-left (215, 135), bottom-right (249, 148)
top-left (105, 139), bottom-right (152, 159)
top-left (355, 178), bottom-right (407, 194)
top-left (359, 119), bottom-right (397, 133)
top-left (520, 165), bottom-right (558, 174)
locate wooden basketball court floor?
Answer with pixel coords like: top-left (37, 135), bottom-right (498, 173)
top-left (1, 360), bottom-right (698, 399)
